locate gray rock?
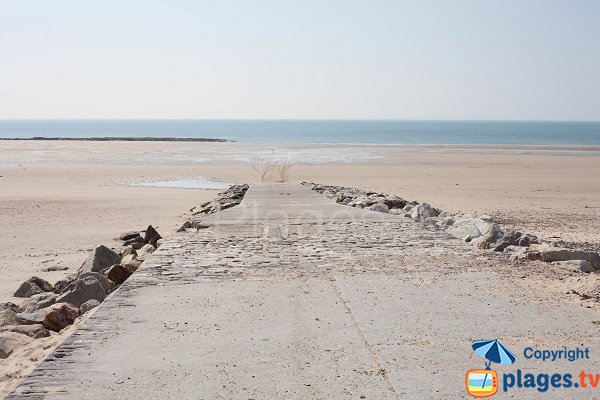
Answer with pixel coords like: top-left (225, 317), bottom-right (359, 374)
top-left (0, 303), bottom-right (19, 313)
top-left (131, 242), bottom-right (145, 250)
top-left (177, 221), bottom-right (192, 232)
top-left (21, 292), bottom-right (57, 313)
top-left (446, 218), bottom-right (493, 240)
top-left (552, 260), bottom-right (594, 273)
top-left (78, 272), bottom-right (115, 294)
top-left (106, 264), bottom-right (132, 284)
top-left (410, 203), bottom-right (438, 222)
top-left (369, 203), bottom-right (389, 213)
top-left (14, 281), bottom-right (43, 298)
top-left (53, 274), bottom-right (77, 294)
top-left (119, 231), bottom-right (141, 241)
top-left (121, 247), bottom-right (137, 257)
top-left (15, 309), bottom-right (46, 325)
top-left (56, 275), bottom-right (107, 308)
top-left (144, 225), bottom-right (162, 246)
top-left (0, 324), bottom-right (50, 338)
top-left (136, 244), bottom-right (156, 261)
top-left (81, 245), bottom-right (121, 273)
top-left (540, 248), bottom-right (600, 269)
top-left (121, 254), bottom-right (142, 272)
top-left (14, 276), bottom-right (53, 298)
top-left (0, 309), bottom-right (19, 326)
top-left (80, 299), bottom-right (100, 315)
top-left (123, 236), bottom-right (144, 246)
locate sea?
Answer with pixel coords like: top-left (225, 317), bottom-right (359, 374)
top-left (0, 120), bottom-right (599, 145)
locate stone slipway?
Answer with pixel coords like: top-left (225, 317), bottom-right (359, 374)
top-left (8, 183), bottom-right (600, 399)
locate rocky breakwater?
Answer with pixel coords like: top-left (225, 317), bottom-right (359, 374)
top-left (179, 184), bottom-right (249, 231)
top-left (0, 225), bottom-right (163, 362)
top-left (303, 182), bottom-right (600, 277)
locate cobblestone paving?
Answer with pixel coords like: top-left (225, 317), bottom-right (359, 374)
top-left (9, 183), bottom-right (600, 400)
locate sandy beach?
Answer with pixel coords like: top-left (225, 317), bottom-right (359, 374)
top-left (2, 141), bottom-right (600, 305)
top-left (1, 140), bottom-right (600, 396)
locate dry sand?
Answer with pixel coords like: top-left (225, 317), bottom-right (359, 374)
top-left (1, 140), bottom-right (600, 396)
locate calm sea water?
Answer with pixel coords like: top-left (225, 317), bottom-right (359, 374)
top-left (0, 120), bottom-right (599, 145)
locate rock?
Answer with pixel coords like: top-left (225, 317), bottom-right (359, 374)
top-left (410, 203), bottom-right (438, 222)
top-left (0, 309), bottom-right (20, 326)
top-left (44, 303), bottom-right (80, 332)
top-left (177, 221), bottom-right (192, 232)
top-left (56, 276), bottom-right (107, 308)
top-left (0, 302), bottom-right (19, 313)
top-left (14, 276), bottom-right (53, 298)
top-left (439, 217), bottom-right (455, 227)
top-left (446, 218), bottom-right (493, 240)
top-left (14, 281), bottom-right (43, 298)
top-left (42, 265), bottom-right (69, 272)
top-left (29, 277), bottom-right (53, 292)
top-left (121, 247), bottom-right (136, 257)
top-left (121, 254), bottom-right (142, 272)
top-left (388, 208), bottom-right (403, 215)
top-left (540, 248), bottom-right (600, 269)
top-left (479, 215), bottom-right (493, 222)
top-left (78, 272), bottom-right (115, 294)
top-left (15, 309), bottom-right (46, 325)
top-left (123, 236), bottom-right (144, 246)
top-left (119, 231), bottom-right (141, 241)
top-left (156, 239), bottom-right (165, 247)
top-left (54, 274), bottom-right (77, 294)
top-left (106, 264), bottom-right (133, 284)
top-left (81, 245), bottom-right (121, 273)
top-left (0, 324), bottom-right (50, 338)
top-left (20, 292), bottom-right (57, 313)
top-left (552, 260), bottom-right (594, 273)
top-left (80, 299), bottom-right (100, 315)
top-left (369, 203), bottom-right (389, 213)
top-left (0, 332), bottom-right (31, 359)
top-left (144, 225), bottom-right (162, 246)
top-left (136, 244), bottom-right (156, 261)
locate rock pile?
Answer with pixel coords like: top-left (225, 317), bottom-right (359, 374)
top-left (304, 182), bottom-right (600, 274)
top-left (1, 225), bottom-right (164, 357)
top-left (190, 184), bottom-right (249, 216)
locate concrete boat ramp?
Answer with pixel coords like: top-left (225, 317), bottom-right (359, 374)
top-left (9, 183), bottom-right (600, 399)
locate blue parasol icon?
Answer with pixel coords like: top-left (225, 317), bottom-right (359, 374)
top-left (472, 339), bottom-right (516, 369)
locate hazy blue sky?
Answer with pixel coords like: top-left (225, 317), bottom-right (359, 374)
top-left (0, 1), bottom-right (598, 120)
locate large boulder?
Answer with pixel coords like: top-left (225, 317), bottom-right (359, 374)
top-left (0, 309), bottom-right (20, 326)
top-left (14, 277), bottom-right (53, 298)
top-left (80, 299), bottom-right (100, 315)
top-left (20, 292), bottom-right (57, 313)
top-left (43, 303), bottom-right (80, 332)
top-left (81, 245), bottom-right (121, 273)
top-left (136, 244), bottom-right (156, 261)
top-left (15, 309), bottom-right (46, 325)
top-left (77, 272), bottom-right (115, 294)
top-left (121, 254), bottom-right (142, 272)
top-left (56, 276), bottom-right (106, 308)
top-left (119, 231), bottom-right (141, 241)
top-left (106, 264), bottom-right (132, 285)
top-left (54, 274), bottom-right (77, 294)
top-left (144, 225), bottom-right (162, 246)
top-left (540, 249), bottom-right (600, 269)
top-left (410, 203), bottom-right (439, 222)
top-left (0, 324), bottom-right (50, 338)
top-left (446, 218), bottom-right (493, 240)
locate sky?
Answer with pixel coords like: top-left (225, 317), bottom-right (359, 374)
top-left (0, 0), bottom-right (599, 120)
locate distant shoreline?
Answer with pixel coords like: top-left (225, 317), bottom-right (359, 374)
top-left (0, 137), bottom-right (232, 142)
